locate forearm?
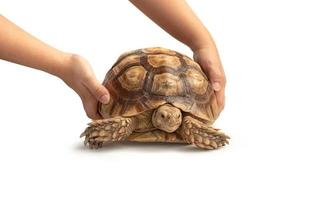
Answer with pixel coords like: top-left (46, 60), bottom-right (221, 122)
top-left (0, 15), bottom-right (69, 77)
top-left (130, 0), bottom-right (216, 51)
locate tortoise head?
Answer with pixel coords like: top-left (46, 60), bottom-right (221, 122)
top-left (152, 104), bottom-right (182, 133)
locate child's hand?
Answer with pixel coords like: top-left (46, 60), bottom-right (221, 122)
top-left (130, 0), bottom-right (227, 112)
top-left (0, 16), bottom-right (109, 119)
top-left (193, 47), bottom-right (226, 111)
top-left (60, 54), bottom-right (110, 119)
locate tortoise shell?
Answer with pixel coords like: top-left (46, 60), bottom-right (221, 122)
top-left (99, 47), bottom-right (219, 123)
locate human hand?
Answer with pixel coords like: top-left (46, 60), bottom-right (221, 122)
top-left (130, 0), bottom-right (226, 111)
top-left (0, 16), bottom-right (109, 119)
top-left (59, 54), bottom-right (110, 119)
top-left (193, 47), bottom-right (226, 112)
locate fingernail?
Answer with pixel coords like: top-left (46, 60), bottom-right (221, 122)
top-left (212, 82), bottom-right (221, 91)
top-left (100, 94), bottom-right (110, 104)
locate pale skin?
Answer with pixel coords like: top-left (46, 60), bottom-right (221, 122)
top-left (0, 16), bottom-right (110, 119)
top-left (0, 0), bottom-right (226, 119)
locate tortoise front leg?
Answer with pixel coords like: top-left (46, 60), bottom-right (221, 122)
top-left (80, 117), bottom-right (135, 149)
top-left (178, 116), bottom-right (230, 150)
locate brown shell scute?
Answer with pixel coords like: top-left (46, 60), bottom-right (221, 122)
top-left (151, 73), bottom-right (184, 96)
top-left (148, 54), bottom-right (181, 68)
top-left (118, 66), bottom-right (147, 91)
top-left (185, 69), bottom-right (208, 95)
top-left (142, 47), bottom-right (177, 55)
top-left (99, 47), bottom-right (219, 122)
top-left (183, 56), bottom-right (202, 71)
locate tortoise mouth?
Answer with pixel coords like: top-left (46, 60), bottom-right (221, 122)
top-left (152, 104), bottom-right (182, 133)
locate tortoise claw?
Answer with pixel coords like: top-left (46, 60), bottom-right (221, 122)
top-left (81, 117), bottom-right (135, 149)
top-left (180, 116), bottom-right (230, 150)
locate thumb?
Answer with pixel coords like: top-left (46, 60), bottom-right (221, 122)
top-left (206, 67), bottom-right (226, 92)
top-left (212, 80), bottom-right (222, 92)
top-left (207, 68), bottom-right (226, 111)
top-left (85, 77), bottom-right (110, 104)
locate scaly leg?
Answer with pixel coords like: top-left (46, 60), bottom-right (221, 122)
top-left (80, 117), bottom-right (135, 149)
top-left (179, 116), bottom-right (230, 150)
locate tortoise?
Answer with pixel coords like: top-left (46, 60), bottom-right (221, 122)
top-left (80, 47), bottom-right (229, 150)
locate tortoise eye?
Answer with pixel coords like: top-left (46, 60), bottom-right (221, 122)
top-left (161, 114), bottom-right (165, 118)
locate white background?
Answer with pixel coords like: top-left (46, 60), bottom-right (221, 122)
top-left (1, 0), bottom-right (335, 199)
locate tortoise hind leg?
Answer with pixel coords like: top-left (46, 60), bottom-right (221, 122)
top-left (178, 116), bottom-right (230, 150)
top-left (81, 117), bottom-right (135, 149)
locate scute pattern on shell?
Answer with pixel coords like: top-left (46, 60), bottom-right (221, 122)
top-left (99, 47), bottom-right (219, 123)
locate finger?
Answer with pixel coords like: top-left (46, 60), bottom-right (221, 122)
top-left (80, 93), bottom-right (102, 120)
top-left (212, 72), bottom-right (226, 111)
top-left (205, 64), bottom-right (226, 92)
top-left (83, 76), bottom-right (110, 104)
top-left (215, 89), bottom-right (225, 112)
top-left (196, 56), bottom-right (226, 92)
top-left (203, 66), bottom-right (226, 110)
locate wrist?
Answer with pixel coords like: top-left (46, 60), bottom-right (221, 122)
top-left (44, 51), bottom-right (71, 78)
top-left (193, 45), bottom-right (218, 55)
top-left (52, 52), bottom-right (82, 81)
top-left (192, 45), bottom-right (220, 62)
top-left (188, 32), bottom-right (217, 53)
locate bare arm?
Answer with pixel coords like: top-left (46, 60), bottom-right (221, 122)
top-left (130, 0), bottom-right (226, 111)
top-left (0, 15), bottom-right (69, 76)
top-left (0, 15), bottom-right (109, 119)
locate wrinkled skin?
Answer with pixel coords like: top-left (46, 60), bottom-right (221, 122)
top-left (152, 104), bottom-right (182, 133)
